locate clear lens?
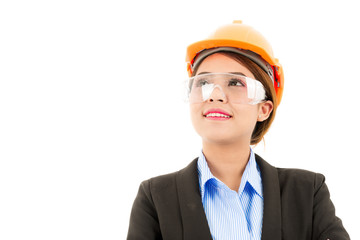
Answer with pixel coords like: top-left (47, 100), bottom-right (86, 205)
top-left (185, 73), bottom-right (266, 104)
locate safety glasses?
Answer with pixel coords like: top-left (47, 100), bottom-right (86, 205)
top-left (185, 73), bottom-right (266, 104)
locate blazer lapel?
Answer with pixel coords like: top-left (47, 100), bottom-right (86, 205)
top-left (255, 154), bottom-right (282, 240)
top-left (176, 159), bottom-right (213, 240)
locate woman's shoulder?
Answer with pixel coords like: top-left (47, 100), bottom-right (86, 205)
top-left (140, 158), bottom-right (198, 192)
top-left (255, 153), bottom-right (325, 191)
top-left (276, 167), bottom-right (325, 181)
top-left (275, 167), bottom-right (326, 194)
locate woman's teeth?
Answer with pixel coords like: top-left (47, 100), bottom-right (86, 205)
top-left (206, 113), bottom-right (231, 118)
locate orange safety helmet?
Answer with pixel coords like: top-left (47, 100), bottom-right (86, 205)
top-left (186, 20), bottom-right (284, 105)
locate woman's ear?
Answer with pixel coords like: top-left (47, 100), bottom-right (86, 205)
top-left (257, 101), bottom-right (274, 122)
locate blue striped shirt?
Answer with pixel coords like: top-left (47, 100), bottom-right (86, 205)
top-left (197, 148), bottom-right (263, 240)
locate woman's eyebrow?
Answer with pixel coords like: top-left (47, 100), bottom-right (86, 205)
top-left (197, 72), bottom-right (210, 75)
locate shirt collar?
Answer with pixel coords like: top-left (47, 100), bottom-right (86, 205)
top-left (197, 148), bottom-right (263, 199)
top-left (240, 149), bottom-right (263, 198)
top-left (197, 151), bottom-right (214, 199)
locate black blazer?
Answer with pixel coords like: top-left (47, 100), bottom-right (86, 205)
top-left (127, 154), bottom-right (350, 240)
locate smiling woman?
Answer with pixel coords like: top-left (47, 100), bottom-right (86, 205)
top-left (189, 54), bottom-right (273, 149)
top-left (189, 52), bottom-right (277, 145)
top-left (127, 21), bottom-right (350, 240)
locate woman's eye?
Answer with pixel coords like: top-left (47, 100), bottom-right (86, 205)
top-left (228, 79), bottom-right (245, 86)
top-left (195, 79), bottom-right (209, 87)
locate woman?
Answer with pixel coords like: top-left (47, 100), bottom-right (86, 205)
top-left (127, 21), bottom-right (350, 240)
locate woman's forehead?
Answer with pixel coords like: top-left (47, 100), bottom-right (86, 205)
top-left (196, 53), bottom-right (255, 79)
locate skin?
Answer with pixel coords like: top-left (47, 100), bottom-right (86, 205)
top-left (190, 53), bottom-right (274, 191)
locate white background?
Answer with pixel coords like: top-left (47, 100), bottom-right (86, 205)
top-left (1, 0), bottom-right (359, 239)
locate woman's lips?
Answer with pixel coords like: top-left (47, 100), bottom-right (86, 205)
top-left (203, 109), bottom-right (232, 120)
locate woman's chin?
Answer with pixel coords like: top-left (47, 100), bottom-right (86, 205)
top-left (200, 133), bottom-right (246, 146)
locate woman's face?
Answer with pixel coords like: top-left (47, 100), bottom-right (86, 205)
top-left (190, 53), bottom-right (271, 145)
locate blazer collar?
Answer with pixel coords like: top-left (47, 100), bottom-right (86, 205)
top-left (255, 154), bottom-right (282, 240)
top-left (175, 155), bottom-right (282, 240)
top-left (176, 159), bottom-right (213, 240)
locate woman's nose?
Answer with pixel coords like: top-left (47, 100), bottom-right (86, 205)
top-left (207, 85), bottom-right (227, 103)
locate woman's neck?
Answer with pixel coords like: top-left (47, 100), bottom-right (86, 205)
top-left (202, 141), bottom-right (251, 192)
